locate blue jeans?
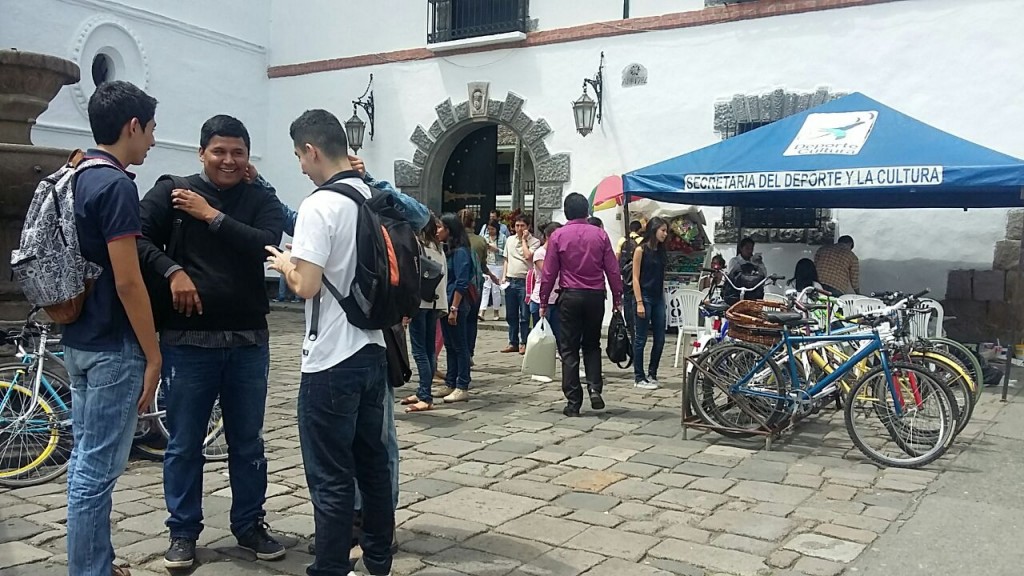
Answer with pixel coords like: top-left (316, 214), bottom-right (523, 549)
top-left (633, 294), bottom-right (667, 382)
top-left (64, 337), bottom-right (144, 575)
top-left (530, 301), bottom-right (561, 349)
top-left (162, 342), bottom-right (270, 539)
top-left (504, 278), bottom-right (530, 347)
top-left (441, 308), bottom-right (471, 390)
top-left (409, 309), bottom-right (438, 403)
top-left (299, 345), bottom-right (394, 576)
top-left (277, 276), bottom-right (297, 302)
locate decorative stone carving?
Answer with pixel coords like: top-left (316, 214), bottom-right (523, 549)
top-left (535, 186), bottom-right (563, 209)
top-left (410, 126), bottom-right (435, 154)
top-left (771, 228), bottom-right (806, 243)
top-left (497, 125), bottom-right (517, 147)
top-left (454, 101), bottom-right (470, 122)
top-left (394, 160), bottom-right (422, 188)
top-left (428, 120), bottom-right (444, 141)
top-left (994, 239), bottom-right (1021, 271)
top-left (534, 209), bottom-right (553, 229)
top-left (524, 118), bottom-right (551, 145)
top-left (395, 89), bottom-right (570, 212)
top-left (467, 82), bottom-right (489, 119)
top-left (413, 149), bottom-right (428, 168)
top-left (70, 15), bottom-right (149, 119)
top-left (435, 98), bottom-right (457, 128)
top-left (536, 154), bottom-right (570, 184)
top-left (528, 139), bottom-right (550, 163)
top-left (511, 111), bottom-right (532, 134)
top-left (500, 92), bottom-right (525, 124)
top-left (487, 99), bottom-right (502, 119)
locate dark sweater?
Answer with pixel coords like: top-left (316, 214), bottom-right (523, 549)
top-left (138, 174), bottom-right (284, 332)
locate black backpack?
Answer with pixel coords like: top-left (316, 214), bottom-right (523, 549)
top-left (310, 181), bottom-right (421, 336)
top-left (419, 249), bottom-right (445, 307)
top-left (619, 235), bottom-right (638, 290)
top-left (605, 310), bottom-right (633, 368)
top-left (722, 262), bottom-right (765, 305)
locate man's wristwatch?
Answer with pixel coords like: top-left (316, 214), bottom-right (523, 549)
top-left (449, 306), bottom-right (459, 314)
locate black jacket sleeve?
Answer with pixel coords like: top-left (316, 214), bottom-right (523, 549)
top-left (138, 180), bottom-right (181, 278)
top-left (210, 187), bottom-right (285, 258)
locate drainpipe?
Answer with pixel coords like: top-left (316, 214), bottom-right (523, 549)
top-left (623, 0), bottom-right (630, 19)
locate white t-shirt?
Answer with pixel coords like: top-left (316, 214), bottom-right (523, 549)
top-left (291, 177), bottom-right (385, 373)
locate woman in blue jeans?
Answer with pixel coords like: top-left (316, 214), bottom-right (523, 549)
top-left (630, 216), bottom-right (668, 390)
top-left (437, 213), bottom-right (473, 403)
top-left (402, 214), bottom-right (448, 412)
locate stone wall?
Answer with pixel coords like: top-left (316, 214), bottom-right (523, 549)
top-left (942, 210), bottom-right (1024, 343)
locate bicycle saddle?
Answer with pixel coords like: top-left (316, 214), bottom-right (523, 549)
top-left (763, 312), bottom-right (815, 327)
top-left (702, 302), bottom-right (730, 314)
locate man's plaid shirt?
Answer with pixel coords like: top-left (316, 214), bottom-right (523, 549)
top-left (815, 244), bottom-right (859, 294)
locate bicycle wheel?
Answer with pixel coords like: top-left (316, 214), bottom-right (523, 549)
top-left (845, 362), bottom-right (957, 468)
top-left (908, 350), bottom-right (974, 437)
top-left (688, 342), bottom-right (788, 438)
top-left (0, 366), bottom-right (74, 487)
top-left (927, 337), bottom-right (983, 404)
top-left (136, 378), bottom-right (228, 462)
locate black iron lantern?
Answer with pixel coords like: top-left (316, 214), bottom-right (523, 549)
top-left (572, 52), bottom-right (604, 137)
top-left (346, 74), bottom-right (375, 153)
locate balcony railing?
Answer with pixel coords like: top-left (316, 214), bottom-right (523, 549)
top-left (428, 0), bottom-right (529, 44)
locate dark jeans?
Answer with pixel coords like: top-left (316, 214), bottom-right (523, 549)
top-left (409, 309), bottom-right (438, 403)
top-left (558, 289), bottom-right (606, 409)
top-left (299, 345), bottom-right (394, 576)
top-left (504, 278), bottom-right (530, 346)
top-left (162, 342), bottom-right (269, 539)
top-left (530, 301), bottom-right (561, 349)
top-left (633, 293), bottom-right (667, 381)
top-left (441, 305), bottom-right (471, 390)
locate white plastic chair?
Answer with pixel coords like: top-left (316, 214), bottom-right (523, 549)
top-left (848, 297), bottom-right (885, 316)
top-left (667, 289), bottom-right (704, 368)
top-left (762, 293), bottom-right (788, 304)
top-left (909, 298), bottom-right (944, 339)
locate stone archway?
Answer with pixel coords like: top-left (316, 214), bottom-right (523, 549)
top-left (393, 87), bottom-right (570, 226)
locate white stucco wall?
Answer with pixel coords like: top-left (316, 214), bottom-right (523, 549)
top-left (3, 0), bottom-right (271, 193)
top-left (264, 0), bottom-right (1024, 298)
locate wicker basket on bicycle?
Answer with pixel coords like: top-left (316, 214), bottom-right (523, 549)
top-left (725, 299), bottom-right (788, 346)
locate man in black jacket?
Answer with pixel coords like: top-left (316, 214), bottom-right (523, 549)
top-left (138, 115), bottom-right (285, 569)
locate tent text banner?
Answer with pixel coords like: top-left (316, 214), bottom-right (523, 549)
top-left (683, 166), bottom-right (943, 192)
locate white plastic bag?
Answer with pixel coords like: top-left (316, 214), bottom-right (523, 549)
top-left (522, 318), bottom-right (557, 379)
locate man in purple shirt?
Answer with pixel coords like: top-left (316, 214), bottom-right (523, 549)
top-left (540, 193), bottom-right (623, 417)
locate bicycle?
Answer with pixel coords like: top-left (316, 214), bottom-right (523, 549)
top-left (0, 313), bottom-right (73, 487)
top-left (688, 291), bottom-right (960, 468)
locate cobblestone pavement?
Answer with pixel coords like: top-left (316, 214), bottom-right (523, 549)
top-left (0, 311), bottom-right (1017, 575)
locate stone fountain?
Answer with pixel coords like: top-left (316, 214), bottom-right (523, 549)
top-left (0, 49), bottom-right (80, 320)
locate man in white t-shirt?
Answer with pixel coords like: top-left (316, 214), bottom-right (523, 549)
top-left (266, 109), bottom-right (393, 576)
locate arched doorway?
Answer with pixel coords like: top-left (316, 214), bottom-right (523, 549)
top-left (393, 87), bottom-right (570, 228)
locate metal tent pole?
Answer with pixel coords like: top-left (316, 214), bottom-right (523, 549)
top-left (1001, 234), bottom-right (1024, 401)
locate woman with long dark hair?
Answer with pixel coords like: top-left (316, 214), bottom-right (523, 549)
top-left (528, 221), bottom-right (562, 347)
top-left (791, 258), bottom-right (826, 292)
top-left (402, 215), bottom-right (448, 412)
top-left (480, 219), bottom-right (506, 321)
top-left (631, 216), bottom-right (669, 390)
top-left (437, 213), bottom-right (473, 402)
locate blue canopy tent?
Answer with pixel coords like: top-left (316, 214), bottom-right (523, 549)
top-left (623, 92), bottom-right (1024, 401)
top-left (622, 92), bottom-right (1024, 209)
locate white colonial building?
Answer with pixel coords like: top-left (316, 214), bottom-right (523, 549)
top-left (5, 0), bottom-right (1023, 299)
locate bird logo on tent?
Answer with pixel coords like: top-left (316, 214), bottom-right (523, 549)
top-left (813, 112), bottom-right (877, 140)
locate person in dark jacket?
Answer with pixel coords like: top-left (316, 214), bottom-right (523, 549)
top-left (138, 115), bottom-right (286, 569)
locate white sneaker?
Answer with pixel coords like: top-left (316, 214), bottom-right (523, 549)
top-left (648, 377), bottom-right (661, 388)
top-left (634, 379), bottom-right (658, 390)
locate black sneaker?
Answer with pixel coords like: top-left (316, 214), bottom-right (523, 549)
top-left (563, 405), bottom-right (580, 417)
top-left (237, 521), bottom-right (286, 561)
top-left (163, 537), bottom-right (196, 570)
top-left (589, 393), bottom-right (605, 410)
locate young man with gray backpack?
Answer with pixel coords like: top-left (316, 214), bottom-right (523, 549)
top-left (11, 80), bottom-right (161, 576)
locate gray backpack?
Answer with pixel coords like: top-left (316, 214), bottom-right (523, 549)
top-left (10, 151), bottom-right (111, 323)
